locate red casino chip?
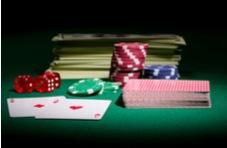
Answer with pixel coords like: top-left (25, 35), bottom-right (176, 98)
top-left (109, 42), bottom-right (149, 85)
top-left (111, 63), bottom-right (144, 70)
top-left (113, 51), bottom-right (146, 59)
top-left (110, 74), bottom-right (141, 81)
top-left (114, 42), bottom-right (149, 49)
top-left (111, 58), bottom-right (145, 66)
top-left (109, 69), bottom-right (142, 76)
top-left (112, 55), bottom-right (145, 63)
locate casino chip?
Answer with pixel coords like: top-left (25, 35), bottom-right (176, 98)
top-left (109, 42), bottom-right (149, 86)
top-left (98, 81), bottom-right (121, 94)
top-left (104, 82), bottom-right (120, 91)
top-left (143, 65), bottom-right (180, 80)
top-left (68, 78), bottom-right (103, 95)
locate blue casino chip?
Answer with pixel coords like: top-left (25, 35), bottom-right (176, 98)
top-left (144, 70), bottom-right (178, 76)
top-left (143, 65), bottom-right (180, 79)
top-left (144, 74), bottom-right (180, 80)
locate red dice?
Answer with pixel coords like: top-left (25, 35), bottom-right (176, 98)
top-left (14, 75), bottom-right (34, 93)
top-left (35, 71), bottom-right (61, 93)
top-left (35, 75), bottom-right (55, 92)
top-left (13, 72), bottom-right (61, 93)
top-left (43, 71), bottom-right (61, 89)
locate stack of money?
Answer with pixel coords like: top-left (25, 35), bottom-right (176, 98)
top-left (47, 34), bottom-right (186, 79)
top-left (146, 34), bottom-right (186, 66)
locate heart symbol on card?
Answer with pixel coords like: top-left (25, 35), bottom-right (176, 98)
top-left (53, 99), bottom-right (59, 104)
top-left (94, 113), bottom-right (101, 119)
top-left (10, 99), bottom-right (15, 103)
top-left (69, 105), bottom-right (83, 110)
top-left (34, 104), bottom-right (45, 108)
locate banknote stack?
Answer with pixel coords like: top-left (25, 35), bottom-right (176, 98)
top-left (47, 33), bottom-right (186, 79)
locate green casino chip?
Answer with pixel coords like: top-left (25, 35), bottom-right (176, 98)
top-left (68, 78), bottom-right (103, 95)
top-left (103, 82), bottom-right (120, 91)
top-left (98, 81), bottom-right (121, 95)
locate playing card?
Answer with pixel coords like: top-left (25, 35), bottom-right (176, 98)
top-left (7, 96), bottom-right (66, 117)
top-left (35, 99), bottom-right (111, 120)
top-left (122, 79), bottom-right (211, 108)
top-left (123, 79), bottom-right (210, 92)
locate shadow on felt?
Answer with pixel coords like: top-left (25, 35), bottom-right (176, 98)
top-left (115, 95), bottom-right (125, 108)
top-left (9, 89), bottom-right (17, 93)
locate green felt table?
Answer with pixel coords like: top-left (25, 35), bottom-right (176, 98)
top-left (2, 30), bottom-right (227, 145)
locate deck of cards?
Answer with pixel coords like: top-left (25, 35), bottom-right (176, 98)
top-left (7, 96), bottom-right (111, 120)
top-left (123, 79), bottom-right (211, 108)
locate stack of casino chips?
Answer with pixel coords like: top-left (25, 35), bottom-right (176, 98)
top-left (48, 34), bottom-right (186, 79)
top-left (109, 42), bottom-right (149, 86)
top-left (143, 65), bottom-right (180, 80)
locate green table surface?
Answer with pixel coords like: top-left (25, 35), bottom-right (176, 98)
top-left (2, 30), bottom-right (227, 145)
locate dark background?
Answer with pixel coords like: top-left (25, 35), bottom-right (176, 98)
top-left (2, 0), bottom-right (227, 147)
top-left (2, 0), bottom-right (227, 34)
